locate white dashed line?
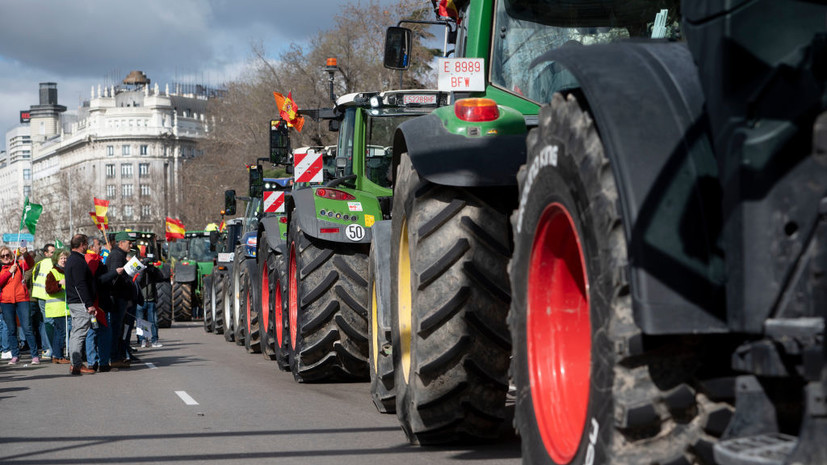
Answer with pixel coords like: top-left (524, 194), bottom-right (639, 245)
top-left (175, 391), bottom-right (199, 405)
top-left (145, 362), bottom-right (157, 369)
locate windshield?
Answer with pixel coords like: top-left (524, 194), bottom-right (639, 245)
top-left (491, 0), bottom-right (681, 103)
top-left (168, 241), bottom-right (187, 261)
top-left (187, 237), bottom-right (216, 262)
top-left (365, 113), bottom-right (413, 188)
top-left (244, 199), bottom-right (260, 233)
top-left (335, 107), bottom-right (357, 179)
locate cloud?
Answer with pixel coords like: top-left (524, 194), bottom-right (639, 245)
top-left (0, 0), bottom-right (402, 147)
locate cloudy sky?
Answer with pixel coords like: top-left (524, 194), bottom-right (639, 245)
top-left (0, 0), bottom-right (405, 151)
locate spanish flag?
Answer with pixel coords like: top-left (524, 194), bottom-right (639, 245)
top-left (273, 91), bottom-right (305, 132)
top-left (438, 0), bottom-right (460, 22)
top-left (165, 217), bottom-right (186, 241)
top-left (218, 220), bottom-right (226, 233)
top-left (91, 198), bottom-right (109, 231)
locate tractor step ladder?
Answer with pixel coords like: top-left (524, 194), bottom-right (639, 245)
top-left (713, 433), bottom-right (797, 465)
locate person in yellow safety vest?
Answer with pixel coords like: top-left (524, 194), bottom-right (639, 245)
top-left (205, 223), bottom-right (219, 232)
top-left (30, 244), bottom-right (56, 360)
top-left (43, 250), bottom-right (71, 364)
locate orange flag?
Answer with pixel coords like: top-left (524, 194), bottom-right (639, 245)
top-left (165, 217), bottom-right (186, 241)
top-left (273, 91), bottom-right (305, 132)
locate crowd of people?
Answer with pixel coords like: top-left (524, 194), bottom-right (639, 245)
top-left (0, 232), bottom-right (164, 375)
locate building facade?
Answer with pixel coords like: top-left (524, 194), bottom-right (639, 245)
top-left (1, 74), bottom-right (214, 243)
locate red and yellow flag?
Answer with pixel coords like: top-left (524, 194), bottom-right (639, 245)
top-left (218, 220), bottom-right (226, 233)
top-left (165, 217), bottom-right (186, 241)
top-left (439, 0), bottom-right (460, 23)
top-left (273, 91), bottom-right (305, 132)
top-left (90, 198), bottom-right (110, 231)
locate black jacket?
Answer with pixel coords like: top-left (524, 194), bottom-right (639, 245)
top-left (137, 266), bottom-right (164, 303)
top-left (65, 251), bottom-right (94, 306)
top-left (106, 246), bottom-right (135, 301)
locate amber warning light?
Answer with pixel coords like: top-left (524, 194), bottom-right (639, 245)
top-left (326, 58), bottom-right (338, 67)
top-left (454, 98), bottom-right (499, 122)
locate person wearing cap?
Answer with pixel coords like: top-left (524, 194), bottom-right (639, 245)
top-left (106, 232), bottom-right (138, 367)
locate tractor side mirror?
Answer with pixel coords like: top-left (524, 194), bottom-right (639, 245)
top-left (384, 27), bottom-right (412, 70)
top-left (209, 230), bottom-right (219, 251)
top-left (249, 165), bottom-right (264, 198)
top-left (270, 119), bottom-right (291, 165)
top-left (328, 119), bottom-right (340, 132)
top-left (224, 190), bottom-right (237, 216)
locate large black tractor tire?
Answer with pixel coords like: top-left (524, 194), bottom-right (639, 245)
top-left (390, 152), bottom-right (513, 445)
top-left (213, 273), bottom-right (226, 335)
top-left (510, 93), bottom-right (730, 465)
top-left (260, 231), bottom-right (290, 368)
top-left (155, 281), bottom-right (172, 328)
top-left (223, 272), bottom-right (235, 343)
top-left (242, 259), bottom-right (262, 354)
top-left (173, 282), bottom-right (194, 322)
top-left (287, 215), bottom-right (370, 382)
top-left (368, 234), bottom-right (395, 414)
top-left (203, 275), bottom-right (213, 332)
top-left (232, 254), bottom-right (246, 346)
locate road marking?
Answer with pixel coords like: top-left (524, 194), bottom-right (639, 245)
top-left (145, 362), bottom-right (157, 369)
top-left (175, 391), bottom-right (199, 405)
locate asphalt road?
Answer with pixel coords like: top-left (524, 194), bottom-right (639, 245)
top-left (0, 321), bottom-right (522, 465)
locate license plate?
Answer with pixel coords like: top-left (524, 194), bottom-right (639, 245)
top-left (403, 94), bottom-right (437, 105)
top-left (437, 58), bottom-right (485, 92)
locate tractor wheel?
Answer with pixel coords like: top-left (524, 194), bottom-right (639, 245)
top-left (273, 252), bottom-right (290, 371)
top-left (368, 237), bottom-right (395, 413)
top-left (173, 282), bottom-right (194, 321)
top-left (391, 152), bottom-right (513, 445)
top-left (155, 281), bottom-right (172, 328)
top-left (287, 215), bottom-right (369, 382)
top-left (203, 275), bottom-right (213, 332)
top-left (243, 259), bottom-right (262, 354)
top-left (510, 93), bottom-right (728, 465)
top-left (223, 270), bottom-right (235, 343)
top-left (232, 253), bottom-right (246, 346)
top-left (213, 273), bottom-right (225, 334)
top-left (259, 238), bottom-right (277, 361)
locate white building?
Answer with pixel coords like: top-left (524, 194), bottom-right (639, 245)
top-left (1, 73), bottom-right (216, 242)
top-left (0, 125), bottom-right (33, 211)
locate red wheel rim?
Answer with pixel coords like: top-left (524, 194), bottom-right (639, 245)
top-left (275, 279), bottom-right (283, 346)
top-left (289, 243), bottom-right (298, 350)
top-left (261, 261), bottom-right (270, 331)
top-left (528, 203), bottom-right (591, 464)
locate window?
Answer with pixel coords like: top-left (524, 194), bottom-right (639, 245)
top-left (23, 186), bottom-right (31, 197)
top-left (106, 164), bottom-right (116, 178)
top-left (122, 184), bottom-right (134, 198)
top-left (140, 144), bottom-right (148, 155)
top-left (106, 185), bottom-right (116, 198)
top-left (139, 163), bottom-right (150, 177)
top-left (121, 163), bottom-right (133, 178)
top-left (122, 145), bottom-right (130, 156)
top-left (140, 184), bottom-right (151, 197)
top-left (141, 205), bottom-right (152, 217)
top-left (163, 146), bottom-right (168, 156)
top-left (123, 205), bottom-right (133, 218)
top-left (107, 145), bottom-right (114, 156)
top-left (23, 169), bottom-right (31, 180)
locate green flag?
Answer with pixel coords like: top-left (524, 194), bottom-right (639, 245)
top-left (20, 197), bottom-right (43, 235)
top-left (55, 238), bottom-right (66, 249)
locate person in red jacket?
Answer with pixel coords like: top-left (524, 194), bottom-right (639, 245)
top-left (0, 245), bottom-right (37, 365)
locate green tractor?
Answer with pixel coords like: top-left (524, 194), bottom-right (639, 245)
top-left (263, 89), bottom-right (445, 383)
top-left (203, 215), bottom-right (243, 335)
top-left (167, 230), bottom-right (216, 322)
top-left (378, 0), bottom-right (827, 463)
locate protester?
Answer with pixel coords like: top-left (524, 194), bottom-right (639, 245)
top-left (136, 263), bottom-right (164, 348)
top-left (44, 250), bottom-right (71, 364)
top-left (0, 312), bottom-right (10, 359)
top-left (106, 232), bottom-right (137, 368)
top-left (85, 238), bottom-right (122, 372)
top-left (29, 243), bottom-right (56, 360)
top-left (65, 234), bottom-right (97, 375)
top-left (0, 245), bottom-right (38, 365)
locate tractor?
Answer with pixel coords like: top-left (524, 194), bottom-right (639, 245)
top-left (376, 1), bottom-right (827, 463)
top-left (265, 89), bottom-right (445, 383)
top-left (203, 214), bottom-right (243, 335)
top-left (166, 230), bottom-right (217, 322)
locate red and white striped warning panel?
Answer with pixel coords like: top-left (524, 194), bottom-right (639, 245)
top-left (294, 151), bottom-right (323, 183)
top-left (263, 191), bottom-right (285, 213)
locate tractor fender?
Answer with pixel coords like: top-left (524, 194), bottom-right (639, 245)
top-left (239, 231), bottom-right (257, 259)
top-left (393, 114), bottom-right (527, 187)
top-left (174, 263), bottom-right (197, 283)
top-left (534, 41), bottom-right (728, 335)
top-left (289, 186), bottom-right (374, 245)
top-left (370, 220), bottom-right (392, 331)
top-left (260, 216), bottom-right (287, 251)
top-left (160, 262), bottom-right (172, 281)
